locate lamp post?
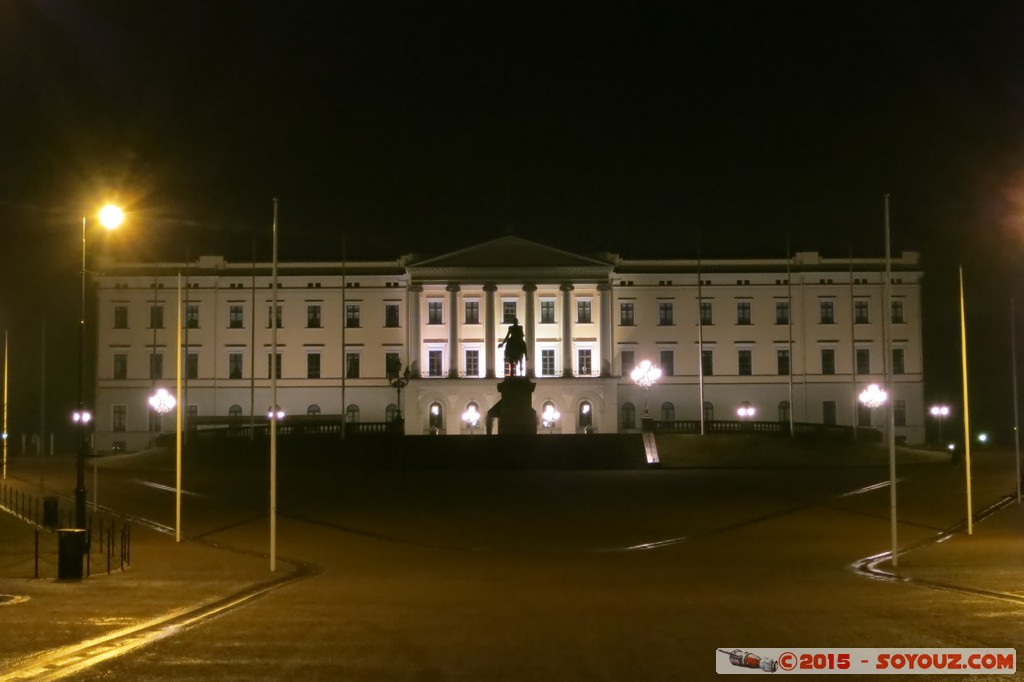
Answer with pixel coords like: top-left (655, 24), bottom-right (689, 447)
top-left (462, 404), bottom-right (480, 435)
top-left (736, 403), bottom-right (756, 420)
top-left (630, 360), bottom-right (662, 418)
top-left (76, 204), bottom-right (123, 529)
top-left (929, 404), bottom-right (950, 446)
top-left (541, 403), bottom-right (560, 433)
top-left (149, 387), bottom-right (178, 536)
top-left (390, 365), bottom-right (412, 423)
top-left (859, 382), bottom-right (898, 566)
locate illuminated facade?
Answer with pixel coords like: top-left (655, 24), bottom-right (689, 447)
top-left (92, 237), bottom-right (925, 450)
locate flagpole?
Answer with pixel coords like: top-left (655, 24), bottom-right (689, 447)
top-left (270, 198), bottom-right (279, 572)
top-left (884, 195), bottom-right (899, 565)
top-left (959, 266), bottom-right (973, 534)
top-left (1012, 298), bottom-right (1022, 505)
top-left (176, 273), bottom-right (182, 542)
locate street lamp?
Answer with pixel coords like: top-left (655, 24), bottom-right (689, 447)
top-left (390, 365), bottom-right (412, 421)
top-left (267, 406), bottom-right (286, 420)
top-left (148, 388), bottom-right (177, 416)
top-left (929, 404), bottom-right (950, 446)
top-left (736, 402), bottom-right (757, 419)
top-left (541, 403), bottom-right (560, 433)
top-left (76, 203), bottom-right (123, 529)
top-left (859, 382), bottom-right (898, 566)
top-left (462, 404), bottom-right (480, 434)
top-left (630, 360), bottom-right (662, 418)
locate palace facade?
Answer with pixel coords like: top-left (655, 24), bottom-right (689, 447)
top-left (92, 237), bottom-right (925, 451)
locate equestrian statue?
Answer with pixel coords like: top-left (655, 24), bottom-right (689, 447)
top-left (498, 317), bottom-right (528, 376)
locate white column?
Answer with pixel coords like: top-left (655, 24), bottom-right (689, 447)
top-left (408, 285), bottom-right (422, 378)
top-left (447, 283), bottom-right (460, 378)
top-left (484, 284), bottom-right (497, 377)
top-left (599, 283), bottom-right (613, 377)
top-left (561, 283), bottom-right (574, 377)
top-left (523, 283), bottom-right (537, 377)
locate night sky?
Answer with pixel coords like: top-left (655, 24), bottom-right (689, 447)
top-left (1, 3), bottom-right (1023, 444)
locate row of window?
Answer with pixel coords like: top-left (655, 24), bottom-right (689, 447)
top-left (113, 298), bottom-right (909, 332)
top-left (114, 303), bottom-right (402, 331)
top-left (619, 399), bottom-right (908, 429)
top-left (116, 344), bottom-right (908, 382)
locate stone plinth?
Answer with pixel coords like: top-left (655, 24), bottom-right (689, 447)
top-left (486, 377), bottom-right (538, 435)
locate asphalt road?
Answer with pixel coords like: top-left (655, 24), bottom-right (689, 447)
top-left (8, 447), bottom-right (1021, 680)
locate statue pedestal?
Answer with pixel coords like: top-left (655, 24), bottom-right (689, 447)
top-left (490, 377), bottom-right (537, 435)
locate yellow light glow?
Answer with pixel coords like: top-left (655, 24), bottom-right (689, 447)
top-left (98, 204), bottom-right (125, 230)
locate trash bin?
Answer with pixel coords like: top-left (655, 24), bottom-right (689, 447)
top-left (57, 528), bottom-right (87, 580)
top-left (43, 496), bottom-right (59, 529)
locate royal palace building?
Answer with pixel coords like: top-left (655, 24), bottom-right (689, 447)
top-left (92, 236), bottom-right (925, 451)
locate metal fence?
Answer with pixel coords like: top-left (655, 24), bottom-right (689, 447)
top-left (0, 482), bottom-right (131, 579)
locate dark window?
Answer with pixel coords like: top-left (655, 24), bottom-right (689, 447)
top-left (820, 301), bottom-right (835, 324)
top-left (345, 353), bottom-right (360, 379)
top-left (777, 349), bottom-right (790, 375)
top-left (307, 305), bottom-right (322, 328)
top-left (738, 349), bottom-right (752, 376)
top-left (186, 353), bottom-right (198, 379)
top-left (823, 401), bottom-right (838, 425)
top-left (385, 304), bottom-right (401, 328)
top-left (620, 349), bottom-right (635, 377)
top-left (464, 301), bottom-right (479, 325)
top-left (186, 305), bottom-right (199, 329)
top-left (658, 302), bottom-right (674, 326)
top-left (660, 402), bottom-right (675, 422)
top-left (113, 354), bottom-right (127, 380)
top-left (894, 400), bottom-right (906, 427)
top-left (699, 301), bottom-right (713, 325)
top-left (229, 353), bottom-right (243, 379)
top-left (345, 304), bottom-right (360, 328)
top-left (150, 305), bottom-right (164, 329)
top-left (465, 349), bottom-right (480, 377)
top-left (112, 405), bottom-right (127, 432)
top-left (540, 300), bottom-right (555, 324)
top-left (307, 353), bottom-right (321, 379)
top-left (778, 401), bottom-right (790, 423)
top-left (577, 348), bottom-right (592, 376)
top-left (701, 349), bottom-right (713, 376)
top-left (113, 305), bottom-right (128, 329)
top-left (660, 349), bottom-right (674, 377)
top-left (228, 404), bottom-right (242, 417)
top-left (577, 300), bottom-right (592, 324)
top-left (775, 302), bottom-right (789, 325)
top-left (427, 301), bottom-right (443, 324)
top-left (385, 352), bottom-right (402, 378)
top-left (346, 404), bottom-right (360, 423)
top-left (856, 349), bottom-right (871, 375)
top-left (503, 301), bottom-right (517, 324)
top-left (149, 354), bottom-right (163, 380)
top-left (891, 301), bottom-right (905, 324)
top-left (892, 348), bottom-right (906, 375)
top-left (268, 305), bottom-right (282, 328)
top-left (857, 403), bottom-right (872, 427)
top-left (620, 302), bottom-right (634, 326)
top-left (703, 401), bottom-right (714, 422)
top-left (855, 300), bottom-right (869, 324)
top-left (428, 350), bottom-right (443, 377)
top-left (229, 305), bottom-right (244, 329)
top-left (736, 301), bottom-right (751, 325)
top-left (621, 402), bottom-right (636, 430)
top-left (541, 349), bottom-right (556, 376)
top-left (821, 349), bottom-right (836, 375)
top-left (267, 353), bottom-right (281, 379)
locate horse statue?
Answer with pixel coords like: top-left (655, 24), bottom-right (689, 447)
top-left (498, 317), bottom-right (528, 376)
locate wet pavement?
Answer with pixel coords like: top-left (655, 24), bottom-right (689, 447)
top-left (0, 446), bottom-right (1020, 680)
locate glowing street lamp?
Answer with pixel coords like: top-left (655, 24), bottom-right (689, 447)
top-left (541, 403), bottom-right (560, 433)
top-left (630, 360), bottom-right (662, 418)
top-left (858, 383), bottom-right (887, 411)
top-left (736, 402), bottom-right (757, 419)
top-left (148, 388), bottom-right (177, 415)
top-left (76, 203), bottom-right (124, 530)
top-left (462, 404), bottom-right (480, 434)
top-left (929, 404), bottom-right (950, 446)
top-left (267, 406), bottom-right (286, 420)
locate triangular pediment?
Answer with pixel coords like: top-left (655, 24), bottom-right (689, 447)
top-left (409, 237), bottom-right (611, 269)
